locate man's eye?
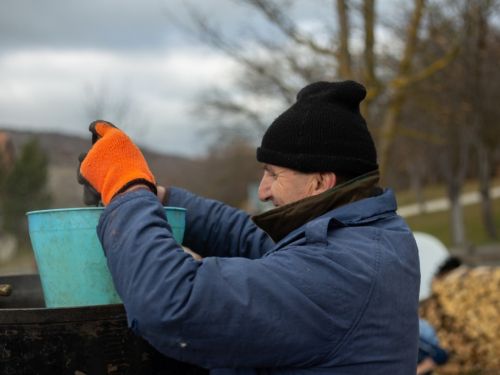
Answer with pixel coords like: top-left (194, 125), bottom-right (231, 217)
top-left (265, 170), bottom-right (274, 177)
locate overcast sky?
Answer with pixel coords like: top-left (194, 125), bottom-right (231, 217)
top-left (0, 1), bottom-right (240, 157)
top-left (0, 0), bottom-right (399, 158)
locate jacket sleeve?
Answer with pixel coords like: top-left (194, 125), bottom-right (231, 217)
top-left (167, 186), bottom-right (274, 259)
top-left (98, 190), bottom-right (341, 369)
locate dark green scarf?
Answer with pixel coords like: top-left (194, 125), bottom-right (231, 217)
top-left (251, 170), bottom-right (382, 243)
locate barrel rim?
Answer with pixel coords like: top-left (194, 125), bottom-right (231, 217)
top-left (0, 303), bottom-right (127, 325)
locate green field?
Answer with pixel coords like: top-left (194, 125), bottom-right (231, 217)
top-left (395, 178), bottom-right (500, 207)
top-left (396, 179), bottom-right (500, 249)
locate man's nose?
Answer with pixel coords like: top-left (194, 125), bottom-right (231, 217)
top-left (257, 175), bottom-right (271, 202)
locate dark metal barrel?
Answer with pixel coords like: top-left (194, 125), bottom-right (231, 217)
top-left (0, 274), bottom-right (208, 375)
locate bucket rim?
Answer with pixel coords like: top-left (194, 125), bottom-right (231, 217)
top-left (26, 206), bottom-right (187, 216)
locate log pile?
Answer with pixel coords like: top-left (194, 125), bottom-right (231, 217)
top-left (419, 265), bottom-right (500, 374)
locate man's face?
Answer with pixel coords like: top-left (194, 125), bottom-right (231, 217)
top-left (257, 164), bottom-right (320, 207)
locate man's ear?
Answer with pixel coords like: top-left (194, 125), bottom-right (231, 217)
top-left (315, 172), bottom-right (337, 194)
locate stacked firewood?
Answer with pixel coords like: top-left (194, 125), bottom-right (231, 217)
top-left (419, 265), bottom-right (500, 374)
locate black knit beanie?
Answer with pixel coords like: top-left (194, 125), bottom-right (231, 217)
top-left (256, 80), bottom-right (378, 175)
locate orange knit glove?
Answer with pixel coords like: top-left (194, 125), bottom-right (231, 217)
top-left (77, 120), bottom-right (157, 206)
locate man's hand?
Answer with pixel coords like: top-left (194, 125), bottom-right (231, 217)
top-left (77, 120), bottom-right (156, 206)
top-left (416, 357), bottom-right (438, 375)
top-left (157, 185), bottom-right (168, 205)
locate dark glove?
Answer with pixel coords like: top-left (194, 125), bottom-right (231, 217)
top-left (77, 120), bottom-right (157, 206)
top-left (77, 153), bottom-right (102, 206)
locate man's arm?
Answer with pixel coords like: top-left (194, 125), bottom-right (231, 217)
top-left (165, 186), bottom-right (274, 259)
top-left (76, 121), bottom-right (272, 260)
top-left (101, 174), bottom-right (273, 260)
top-left (98, 191), bottom-right (357, 369)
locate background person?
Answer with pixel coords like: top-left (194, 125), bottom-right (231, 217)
top-left (417, 318), bottom-right (449, 375)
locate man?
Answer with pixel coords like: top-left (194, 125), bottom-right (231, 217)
top-left (78, 80), bottom-right (420, 374)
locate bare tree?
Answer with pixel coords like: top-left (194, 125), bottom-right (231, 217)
top-left (468, 0), bottom-right (500, 239)
top-left (172, 0), bottom-right (463, 183)
top-left (439, 123), bottom-right (472, 249)
top-left (401, 0), bottom-right (500, 248)
top-left (83, 81), bottom-right (149, 139)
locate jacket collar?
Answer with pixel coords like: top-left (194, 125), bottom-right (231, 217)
top-left (251, 170), bottom-right (382, 244)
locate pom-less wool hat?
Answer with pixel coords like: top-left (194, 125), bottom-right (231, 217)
top-left (256, 80), bottom-right (378, 175)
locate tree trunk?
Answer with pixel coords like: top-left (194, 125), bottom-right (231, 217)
top-left (378, 0), bottom-right (425, 182)
top-left (377, 91), bottom-right (405, 180)
top-left (408, 160), bottom-right (426, 213)
top-left (448, 183), bottom-right (467, 249)
top-left (361, 0), bottom-right (378, 122)
top-left (477, 145), bottom-right (498, 239)
top-left (439, 137), bottom-right (470, 251)
top-left (470, 2), bottom-right (497, 240)
top-left (335, 0), bottom-right (353, 80)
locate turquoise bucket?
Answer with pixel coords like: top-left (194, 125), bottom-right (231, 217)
top-left (27, 207), bottom-right (186, 308)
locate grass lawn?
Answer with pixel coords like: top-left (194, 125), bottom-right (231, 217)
top-left (395, 178), bottom-right (500, 207)
top-left (400, 187), bottom-right (500, 248)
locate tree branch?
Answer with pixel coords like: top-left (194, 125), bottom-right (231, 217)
top-left (390, 42), bottom-right (460, 88)
top-left (336, 0), bottom-right (354, 79)
top-left (245, 0), bottom-right (336, 56)
top-left (397, 0), bottom-right (426, 77)
top-left (189, 7), bottom-right (298, 101)
top-left (362, 0), bottom-right (379, 89)
top-left (396, 127), bottom-right (447, 145)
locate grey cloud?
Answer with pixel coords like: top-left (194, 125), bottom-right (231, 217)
top-left (0, 0), bottom-right (260, 54)
top-left (0, 0), bottom-right (345, 157)
top-left (0, 0), bottom-right (179, 53)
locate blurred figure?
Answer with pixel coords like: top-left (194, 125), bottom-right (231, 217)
top-left (417, 318), bottom-right (449, 374)
top-left (416, 256), bottom-right (461, 375)
top-left (435, 256), bottom-right (462, 279)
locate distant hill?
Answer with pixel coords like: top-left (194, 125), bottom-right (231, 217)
top-left (0, 128), bottom-right (205, 209)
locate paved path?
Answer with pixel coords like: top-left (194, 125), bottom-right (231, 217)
top-left (397, 186), bottom-right (500, 218)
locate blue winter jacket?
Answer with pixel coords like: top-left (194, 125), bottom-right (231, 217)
top-left (97, 186), bottom-right (420, 374)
